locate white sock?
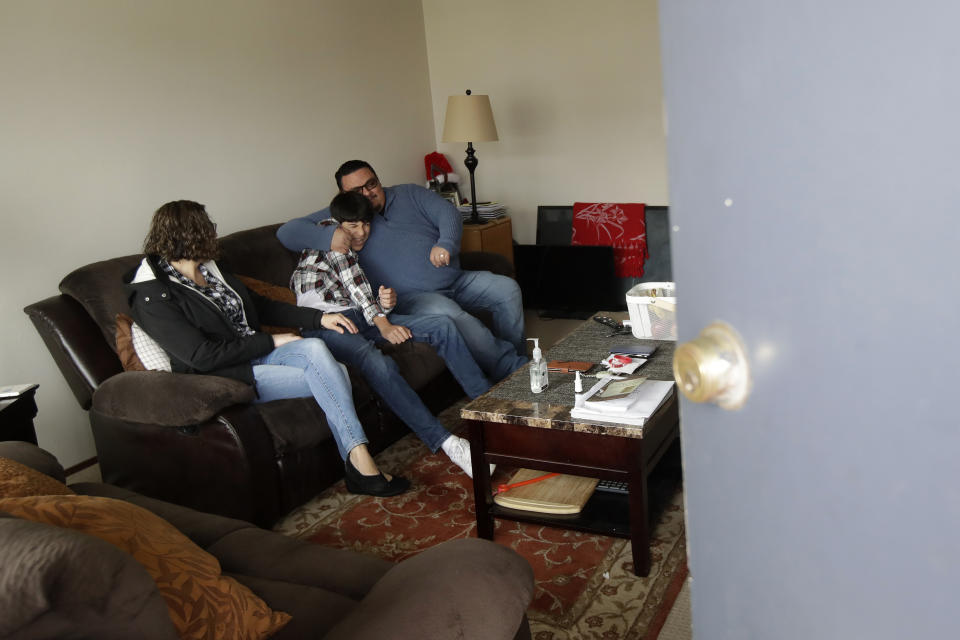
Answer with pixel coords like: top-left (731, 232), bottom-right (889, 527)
top-left (441, 435), bottom-right (495, 479)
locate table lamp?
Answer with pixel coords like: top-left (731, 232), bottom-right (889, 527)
top-left (441, 89), bottom-right (499, 225)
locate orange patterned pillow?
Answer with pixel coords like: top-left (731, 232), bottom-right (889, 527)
top-left (235, 275), bottom-right (296, 305)
top-left (235, 275), bottom-right (300, 336)
top-left (115, 312), bottom-right (147, 371)
top-left (0, 495), bottom-right (290, 639)
top-left (0, 458), bottom-right (75, 498)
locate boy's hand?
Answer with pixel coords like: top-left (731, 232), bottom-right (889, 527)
top-left (374, 316), bottom-right (412, 344)
top-left (378, 285), bottom-right (397, 309)
top-left (321, 313), bottom-right (358, 334)
top-left (429, 246), bottom-right (450, 267)
top-left (330, 227), bottom-right (352, 254)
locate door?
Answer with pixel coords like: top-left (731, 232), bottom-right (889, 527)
top-left (658, 2), bottom-right (960, 637)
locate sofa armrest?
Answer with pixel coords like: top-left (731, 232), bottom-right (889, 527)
top-left (0, 513), bottom-right (180, 639)
top-left (0, 441), bottom-right (67, 483)
top-left (461, 250), bottom-right (514, 278)
top-left (24, 294), bottom-right (122, 410)
top-left (324, 538), bottom-right (534, 640)
top-left (92, 371), bottom-right (255, 426)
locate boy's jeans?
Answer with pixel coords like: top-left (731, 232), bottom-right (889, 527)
top-left (304, 309), bottom-right (490, 452)
top-left (251, 337), bottom-right (367, 460)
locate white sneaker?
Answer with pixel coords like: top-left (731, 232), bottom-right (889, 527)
top-left (441, 435), bottom-right (496, 479)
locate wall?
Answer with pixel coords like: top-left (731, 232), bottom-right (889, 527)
top-left (421, 0), bottom-right (669, 243)
top-left (0, 0), bottom-right (436, 466)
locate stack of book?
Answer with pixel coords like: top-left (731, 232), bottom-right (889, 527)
top-left (569, 376), bottom-right (674, 426)
top-left (458, 202), bottom-right (506, 221)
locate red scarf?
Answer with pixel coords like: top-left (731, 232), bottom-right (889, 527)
top-left (571, 202), bottom-right (647, 278)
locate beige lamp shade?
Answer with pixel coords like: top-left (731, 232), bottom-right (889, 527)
top-left (441, 94), bottom-right (499, 143)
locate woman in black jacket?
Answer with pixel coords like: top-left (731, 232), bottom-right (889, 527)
top-left (125, 200), bottom-right (408, 497)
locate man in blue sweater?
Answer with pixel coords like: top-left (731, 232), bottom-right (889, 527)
top-left (277, 160), bottom-right (527, 382)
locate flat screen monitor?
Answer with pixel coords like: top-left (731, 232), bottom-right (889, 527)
top-left (535, 205), bottom-right (674, 283)
top-left (513, 244), bottom-right (625, 319)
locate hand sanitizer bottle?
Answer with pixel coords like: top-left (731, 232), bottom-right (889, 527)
top-left (574, 370), bottom-right (585, 406)
top-left (528, 338), bottom-right (549, 393)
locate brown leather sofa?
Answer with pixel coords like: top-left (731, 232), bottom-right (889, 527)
top-left (0, 441), bottom-right (534, 639)
top-left (24, 223), bottom-right (510, 527)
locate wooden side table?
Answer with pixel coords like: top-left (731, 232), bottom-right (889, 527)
top-left (461, 216), bottom-right (514, 268)
top-left (0, 384), bottom-right (40, 444)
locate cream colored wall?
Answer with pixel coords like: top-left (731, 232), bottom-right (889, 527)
top-left (422, 0), bottom-right (669, 243)
top-left (0, 0), bottom-right (435, 467)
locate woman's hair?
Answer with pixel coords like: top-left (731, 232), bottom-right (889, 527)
top-left (143, 200), bottom-right (219, 261)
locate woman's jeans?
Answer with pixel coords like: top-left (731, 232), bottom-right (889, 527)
top-left (251, 338), bottom-right (366, 460)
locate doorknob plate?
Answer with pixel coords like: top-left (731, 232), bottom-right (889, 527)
top-left (673, 321), bottom-right (751, 409)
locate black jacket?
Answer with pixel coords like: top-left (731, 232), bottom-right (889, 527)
top-left (124, 255), bottom-right (325, 385)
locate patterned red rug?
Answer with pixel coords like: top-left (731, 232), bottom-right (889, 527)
top-left (276, 404), bottom-right (687, 639)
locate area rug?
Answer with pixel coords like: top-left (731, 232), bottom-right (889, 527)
top-left (275, 402), bottom-right (687, 640)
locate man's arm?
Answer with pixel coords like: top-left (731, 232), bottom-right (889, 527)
top-left (276, 207), bottom-right (336, 252)
top-left (410, 185), bottom-right (463, 256)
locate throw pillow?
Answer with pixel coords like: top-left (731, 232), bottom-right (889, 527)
top-left (114, 313), bottom-right (172, 372)
top-left (0, 458), bottom-right (75, 498)
top-left (116, 313), bottom-right (147, 371)
top-left (0, 495), bottom-right (291, 640)
top-left (235, 274), bottom-right (300, 336)
top-left (235, 274), bottom-right (296, 305)
top-left (132, 322), bottom-right (173, 371)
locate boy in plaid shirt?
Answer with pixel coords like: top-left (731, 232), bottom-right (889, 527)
top-left (292, 191), bottom-right (492, 478)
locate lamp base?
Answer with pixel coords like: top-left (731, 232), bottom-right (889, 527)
top-left (462, 143), bottom-right (485, 227)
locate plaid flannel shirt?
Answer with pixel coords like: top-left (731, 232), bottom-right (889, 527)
top-left (290, 247), bottom-right (388, 326)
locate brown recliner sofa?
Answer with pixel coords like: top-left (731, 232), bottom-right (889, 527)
top-left (24, 223), bottom-right (510, 527)
top-left (0, 441), bottom-right (534, 639)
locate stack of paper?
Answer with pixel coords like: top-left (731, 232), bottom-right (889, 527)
top-left (570, 377), bottom-right (674, 426)
top-left (458, 202), bottom-right (506, 220)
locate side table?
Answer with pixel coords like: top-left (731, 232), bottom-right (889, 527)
top-left (0, 384), bottom-right (40, 444)
top-left (461, 216), bottom-right (514, 268)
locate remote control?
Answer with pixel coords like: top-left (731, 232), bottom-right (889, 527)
top-left (593, 315), bottom-right (623, 331)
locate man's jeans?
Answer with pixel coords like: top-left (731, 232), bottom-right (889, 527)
top-left (251, 338), bottom-right (367, 460)
top-left (304, 309), bottom-right (490, 452)
top-left (397, 270), bottom-right (527, 382)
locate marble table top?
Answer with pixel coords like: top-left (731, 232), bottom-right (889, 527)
top-left (461, 315), bottom-right (676, 440)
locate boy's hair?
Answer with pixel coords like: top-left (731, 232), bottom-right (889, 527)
top-left (330, 191), bottom-right (374, 223)
top-left (334, 159), bottom-right (376, 190)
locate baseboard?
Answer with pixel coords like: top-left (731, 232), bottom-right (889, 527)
top-left (64, 456), bottom-right (98, 477)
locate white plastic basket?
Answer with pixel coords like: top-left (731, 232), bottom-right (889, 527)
top-left (625, 282), bottom-right (677, 340)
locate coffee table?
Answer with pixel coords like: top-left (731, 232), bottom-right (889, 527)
top-left (461, 315), bottom-right (679, 577)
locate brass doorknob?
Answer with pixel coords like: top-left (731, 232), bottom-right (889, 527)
top-left (672, 321), bottom-right (751, 409)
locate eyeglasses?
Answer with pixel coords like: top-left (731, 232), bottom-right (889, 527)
top-left (347, 176), bottom-right (380, 194)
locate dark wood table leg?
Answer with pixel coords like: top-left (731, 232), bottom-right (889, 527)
top-left (627, 439), bottom-right (652, 577)
top-left (467, 419), bottom-right (495, 540)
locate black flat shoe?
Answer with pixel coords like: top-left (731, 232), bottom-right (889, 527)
top-left (344, 457), bottom-right (410, 497)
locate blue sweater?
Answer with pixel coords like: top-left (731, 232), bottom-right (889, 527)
top-left (277, 184), bottom-right (464, 295)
